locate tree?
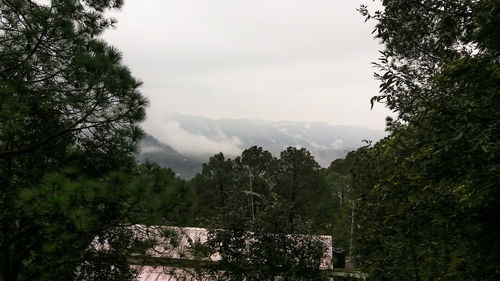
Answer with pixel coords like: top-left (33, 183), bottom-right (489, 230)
top-left (0, 1), bottom-right (160, 280)
top-left (12, 167), bottom-right (169, 281)
top-left (0, 0), bottom-right (147, 168)
top-left (192, 147), bottom-right (333, 280)
top-left (206, 228), bottom-right (327, 281)
top-left (192, 148), bottom-right (277, 229)
top-left (276, 147), bottom-right (332, 233)
top-left (353, 1), bottom-right (500, 279)
top-left (234, 146), bottom-right (278, 221)
top-left (324, 165), bottom-right (351, 251)
top-left (135, 161), bottom-right (195, 226)
top-left (192, 153), bottom-right (239, 226)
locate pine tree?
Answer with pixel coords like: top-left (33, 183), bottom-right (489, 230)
top-left (0, 1), bottom-right (156, 280)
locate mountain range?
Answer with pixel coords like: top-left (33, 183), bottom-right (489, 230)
top-left (137, 113), bottom-right (387, 179)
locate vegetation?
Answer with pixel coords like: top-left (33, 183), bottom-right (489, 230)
top-left (348, 1), bottom-right (500, 280)
top-left (192, 147), bottom-right (336, 233)
top-left (191, 146), bottom-right (340, 280)
top-left (2, 0), bottom-right (497, 280)
top-left (0, 1), bottom-right (337, 280)
top-left (0, 1), bottom-right (190, 280)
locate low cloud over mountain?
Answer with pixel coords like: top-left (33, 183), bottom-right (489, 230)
top-left (138, 113), bottom-right (387, 178)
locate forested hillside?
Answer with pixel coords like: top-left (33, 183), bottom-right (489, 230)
top-left (137, 114), bottom-right (386, 175)
top-left (137, 134), bottom-right (202, 179)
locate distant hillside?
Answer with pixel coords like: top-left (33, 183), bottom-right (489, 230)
top-left (136, 134), bottom-right (202, 179)
top-left (138, 114), bottom-right (387, 178)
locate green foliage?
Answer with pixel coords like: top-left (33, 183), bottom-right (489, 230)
top-left (75, 227), bottom-right (139, 281)
top-left (207, 229), bottom-right (327, 281)
top-left (0, 1), bottom-right (195, 280)
top-left (135, 162), bottom-right (195, 226)
top-left (191, 146), bottom-right (337, 280)
top-left (350, 1), bottom-right (500, 280)
top-left (193, 146), bottom-right (335, 234)
top-left (276, 147), bottom-right (332, 233)
top-left (192, 152), bottom-right (239, 226)
top-left (0, 0), bottom-right (147, 168)
top-left (1, 161), bottom-right (193, 281)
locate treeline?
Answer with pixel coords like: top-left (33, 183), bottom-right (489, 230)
top-left (135, 145), bottom-right (356, 246)
top-left (177, 146), bottom-right (358, 280)
top-left (136, 147), bottom-right (358, 280)
top-left (192, 147), bottom-right (336, 233)
top-left (146, 145), bottom-right (357, 248)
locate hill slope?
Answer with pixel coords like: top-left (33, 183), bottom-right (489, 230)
top-left (137, 114), bottom-right (387, 178)
top-left (136, 134), bottom-right (202, 179)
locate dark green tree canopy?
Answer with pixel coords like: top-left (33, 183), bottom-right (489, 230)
top-left (193, 147), bottom-right (333, 280)
top-left (0, 1), bottom-right (155, 281)
top-left (352, 1), bottom-right (500, 280)
top-left (360, 0), bottom-right (499, 121)
top-left (0, 0), bottom-right (147, 172)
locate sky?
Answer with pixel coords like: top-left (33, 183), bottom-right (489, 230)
top-left (102, 0), bottom-right (391, 132)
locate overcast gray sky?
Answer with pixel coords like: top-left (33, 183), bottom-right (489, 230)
top-left (103, 0), bottom-right (391, 132)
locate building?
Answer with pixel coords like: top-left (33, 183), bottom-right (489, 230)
top-left (116, 225), bottom-right (335, 280)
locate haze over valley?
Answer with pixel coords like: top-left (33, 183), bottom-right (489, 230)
top-left (137, 113), bottom-right (387, 178)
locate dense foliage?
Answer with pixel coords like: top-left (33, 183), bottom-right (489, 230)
top-left (0, 1), bottom-right (191, 280)
top-left (191, 146), bottom-right (343, 280)
top-left (192, 146), bottom-right (336, 234)
top-left (206, 229), bottom-right (327, 281)
top-left (4, 0), bottom-right (496, 280)
top-left (345, 0), bottom-right (500, 280)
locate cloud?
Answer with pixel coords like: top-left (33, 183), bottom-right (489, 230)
top-left (331, 139), bottom-right (344, 149)
top-left (309, 142), bottom-right (328, 150)
top-left (139, 145), bottom-right (164, 154)
top-left (103, 0), bottom-right (392, 132)
top-left (150, 121), bottom-right (243, 159)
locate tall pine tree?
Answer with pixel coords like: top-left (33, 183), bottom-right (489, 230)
top-left (0, 1), bottom-right (162, 280)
